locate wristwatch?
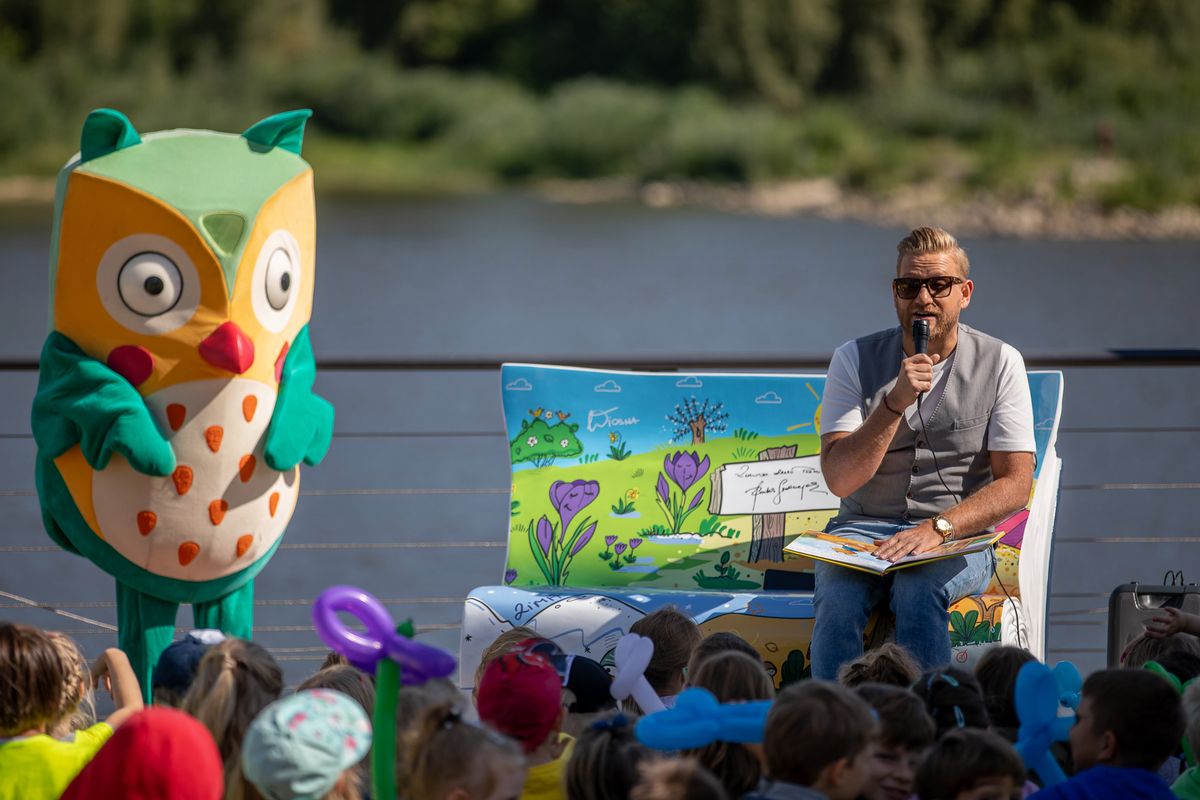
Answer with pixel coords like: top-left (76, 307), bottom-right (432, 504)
top-left (932, 515), bottom-right (955, 542)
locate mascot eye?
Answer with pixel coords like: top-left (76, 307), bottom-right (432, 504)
top-left (264, 248), bottom-right (293, 311)
top-left (118, 253), bottom-right (183, 316)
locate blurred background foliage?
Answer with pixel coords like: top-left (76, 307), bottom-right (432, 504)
top-left (1, 0), bottom-right (1197, 209)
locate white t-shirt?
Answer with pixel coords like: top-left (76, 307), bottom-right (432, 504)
top-left (821, 337), bottom-right (1036, 453)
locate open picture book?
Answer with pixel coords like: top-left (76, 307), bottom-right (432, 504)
top-left (783, 529), bottom-right (1005, 575)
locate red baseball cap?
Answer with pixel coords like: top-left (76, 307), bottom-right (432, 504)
top-left (476, 650), bottom-right (563, 753)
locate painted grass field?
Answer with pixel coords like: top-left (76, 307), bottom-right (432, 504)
top-left (505, 431), bottom-right (834, 591)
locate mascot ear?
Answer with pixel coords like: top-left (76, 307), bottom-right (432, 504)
top-left (80, 109), bottom-right (141, 163)
top-left (242, 109), bottom-right (312, 155)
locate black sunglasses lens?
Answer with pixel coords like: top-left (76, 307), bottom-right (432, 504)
top-left (927, 277), bottom-right (955, 297)
top-left (895, 279), bottom-right (921, 299)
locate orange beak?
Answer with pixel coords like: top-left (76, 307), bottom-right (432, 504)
top-left (199, 322), bottom-right (255, 375)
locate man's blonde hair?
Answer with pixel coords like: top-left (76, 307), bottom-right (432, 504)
top-left (896, 226), bottom-right (970, 277)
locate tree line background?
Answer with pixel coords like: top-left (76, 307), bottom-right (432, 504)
top-left (1, 0), bottom-right (1197, 210)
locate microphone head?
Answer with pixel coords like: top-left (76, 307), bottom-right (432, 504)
top-left (912, 318), bottom-right (930, 354)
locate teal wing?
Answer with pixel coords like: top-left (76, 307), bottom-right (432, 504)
top-left (264, 325), bottom-right (334, 470)
top-left (31, 332), bottom-right (176, 476)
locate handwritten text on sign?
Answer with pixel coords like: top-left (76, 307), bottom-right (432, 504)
top-left (712, 456), bottom-right (835, 515)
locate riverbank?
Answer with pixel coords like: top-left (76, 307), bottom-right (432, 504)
top-left (7, 169), bottom-right (1198, 240)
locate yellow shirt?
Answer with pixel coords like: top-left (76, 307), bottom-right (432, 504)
top-left (520, 734), bottom-right (575, 800)
top-left (0, 723), bottom-right (113, 800)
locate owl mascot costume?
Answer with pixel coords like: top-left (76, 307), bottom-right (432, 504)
top-left (32, 108), bottom-right (334, 696)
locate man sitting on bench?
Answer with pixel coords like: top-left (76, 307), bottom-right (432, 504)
top-left (812, 227), bottom-right (1036, 679)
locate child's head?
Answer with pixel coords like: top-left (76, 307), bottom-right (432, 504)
top-left (152, 629), bottom-right (225, 707)
top-left (684, 651), bottom-right (775, 797)
top-left (914, 728), bottom-right (1025, 800)
top-left (472, 627), bottom-right (541, 702)
top-left (60, 707), bottom-right (224, 800)
top-left (182, 638), bottom-right (284, 800)
top-left (46, 632), bottom-right (96, 736)
top-left (629, 757), bottom-right (729, 800)
top-left (763, 680), bottom-right (877, 800)
top-left (477, 650), bottom-right (564, 755)
top-left (629, 607), bottom-right (702, 697)
top-left (565, 712), bottom-right (651, 800)
top-left (242, 689), bottom-right (372, 800)
top-left (854, 683), bottom-right (936, 800)
top-left (973, 646), bottom-right (1035, 735)
top-left (0, 622), bottom-right (65, 736)
top-left (686, 632), bottom-right (761, 679)
top-left (838, 643), bottom-right (921, 689)
top-left (911, 667), bottom-right (990, 739)
top-left (400, 701), bottom-right (525, 800)
top-left (1122, 631), bottom-right (1200, 669)
top-left (396, 676), bottom-right (465, 732)
top-left (1070, 668), bottom-right (1185, 772)
top-left (297, 665), bottom-right (375, 717)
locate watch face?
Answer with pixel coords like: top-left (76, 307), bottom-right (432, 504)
top-left (935, 517), bottom-right (952, 533)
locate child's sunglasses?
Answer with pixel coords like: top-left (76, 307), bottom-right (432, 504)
top-left (893, 276), bottom-right (965, 299)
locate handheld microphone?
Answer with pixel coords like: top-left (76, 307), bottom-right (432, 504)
top-left (912, 318), bottom-right (930, 356)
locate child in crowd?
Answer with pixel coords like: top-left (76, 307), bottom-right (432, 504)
top-left (0, 623), bottom-right (142, 800)
top-left (684, 650), bottom-right (775, 797)
top-left (60, 707), bottom-right (223, 800)
top-left (477, 650), bottom-right (572, 800)
top-left (973, 646), bottom-right (1035, 743)
top-left (397, 676), bottom-right (466, 730)
top-left (1030, 669), bottom-right (1183, 799)
top-left (565, 711), bottom-right (651, 800)
top-left (46, 632), bottom-right (96, 737)
top-left (151, 629), bottom-right (225, 707)
top-left (854, 683), bottom-right (937, 800)
top-left (838, 643), bottom-right (922, 689)
top-left (914, 728), bottom-right (1026, 800)
top-left (629, 607), bottom-right (702, 710)
top-left (400, 701), bottom-right (526, 800)
top-left (911, 667), bottom-right (990, 739)
top-left (182, 637), bottom-right (283, 800)
top-left (524, 639), bottom-right (617, 733)
top-left (298, 664), bottom-right (376, 716)
top-left (1121, 628), bottom-right (1200, 669)
top-left (744, 680), bottom-right (877, 800)
top-left (630, 758), bottom-right (729, 800)
top-left (1173, 681), bottom-right (1200, 799)
top-left (472, 625), bottom-right (539, 703)
top-left (686, 631), bottom-right (762, 677)
top-left (242, 689), bottom-right (372, 800)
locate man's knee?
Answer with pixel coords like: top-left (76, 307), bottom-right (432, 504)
top-left (814, 564), bottom-right (880, 618)
top-left (890, 569), bottom-right (952, 613)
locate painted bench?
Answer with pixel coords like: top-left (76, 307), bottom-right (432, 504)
top-left (459, 364), bottom-right (1063, 690)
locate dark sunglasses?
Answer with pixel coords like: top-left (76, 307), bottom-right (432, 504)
top-left (893, 276), bottom-right (965, 299)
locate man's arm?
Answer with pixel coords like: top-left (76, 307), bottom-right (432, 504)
top-left (874, 450), bottom-right (1034, 561)
top-left (820, 351), bottom-right (941, 497)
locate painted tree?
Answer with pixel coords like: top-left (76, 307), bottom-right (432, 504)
top-left (667, 396), bottom-right (729, 445)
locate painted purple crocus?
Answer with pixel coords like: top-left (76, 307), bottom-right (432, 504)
top-left (570, 522), bottom-right (597, 556)
top-left (605, 535), bottom-right (618, 547)
top-left (664, 452), bottom-right (710, 493)
top-left (550, 479), bottom-right (600, 532)
top-left (504, 569), bottom-right (518, 584)
top-left (536, 516), bottom-right (554, 556)
top-left (614, 542), bottom-right (628, 556)
top-left (656, 473), bottom-right (670, 505)
top-left (687, 487), bottom-right (706, 511)
top-left (628, 538), bottom-right (643, 551)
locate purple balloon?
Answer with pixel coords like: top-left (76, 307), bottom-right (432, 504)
top-left (312, 585), bottom-right (457, 684)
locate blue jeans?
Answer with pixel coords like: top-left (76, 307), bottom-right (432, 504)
top-left (810, 520), bottom-right (995, 680)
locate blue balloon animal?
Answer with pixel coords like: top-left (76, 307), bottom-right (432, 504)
top-left (635, 687), bottom-right (772, 750)
top-left (1015, 660), bottom-right (1079, 787)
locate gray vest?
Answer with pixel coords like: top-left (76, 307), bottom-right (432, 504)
top-left (835, 323), bottom-right (1004, 523)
